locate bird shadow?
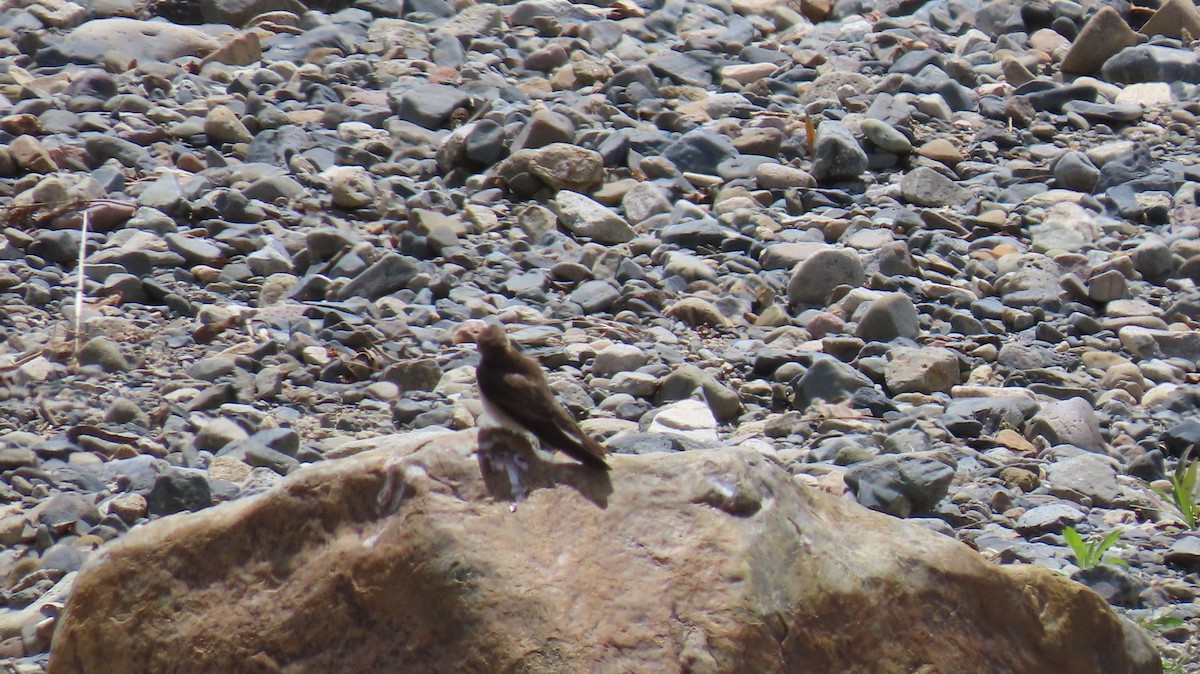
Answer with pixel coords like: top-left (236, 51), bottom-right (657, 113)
top-left (476, 428), bottom-right (613, 509)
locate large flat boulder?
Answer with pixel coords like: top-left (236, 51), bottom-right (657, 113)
top-left (48, 432), bottom-right (1157, 674)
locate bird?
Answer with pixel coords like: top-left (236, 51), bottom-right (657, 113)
top-left (452, 320), bottom-right (610, 471)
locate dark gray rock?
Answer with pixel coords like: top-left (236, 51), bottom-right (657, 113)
top-left (1070, 565), bottom-right (1144, 607)
top-left (811, 121), bottom-right (867, 182)
top-left (856, 293), bottom-right (920, 342)
top-left (792, 357), bottom-right (873, 408)
top-left (661, 129), bottom-right (736, 175)
top-left (146, 468), bottom-right (212, 516)
top-left (1101, 44), bottom-right (1200, 84)
top-left (390, 83), bottom-right (472, 129)
top-left (844, 451), bottom-right (957, 518)
top-left (1053, 150), bottom-right (1100, 192)
top-left (941, 396), bottom-right (1040, 437)
top-left (335, 253), bottom-right (421, 300)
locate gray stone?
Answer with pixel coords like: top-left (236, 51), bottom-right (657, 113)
top-left (379, 359), bottom-right (441, 395)
top-left (569, 280), bottom-right (620, 313)
top-left (1130, 240), bottom-right (1176, 282)
top-left (844, 451), bottom-right (957, 518)
top-left (860, 119), bottom-right (912, 154)
top-left (941, 396), bottom-right (1040, 437)
top-left (655, 364), bottom-right (741, 424)
top-left (165, 233), bottom-right (224, 266)
top-left (811, 121), bottom-right (868, 182)
top-left (856, 293), bottom-right (920, 342)
top-left (593, 344), bottom-right (650, 377)
top-left (1070, 565), bottom-right (1145, 607)
top-left (1029, 398), bottom-right (1106, 453)
top-left (327, 166), bottom-right (378, 209)
top-left (1053, 150), bottom-right (1100, 193)
top-left (1014, 503), bottom-right (1086, 536)
top-left (77, 336), bottom-right (131, 372)
top-left (1118, 326), bottom-right (1200, 361)
top-left (335, 253), bottom-right (421, 301)
top-left (1029, 202), bottom-right (1100, 253)
top-left (391, 83), bottom-right (471, 130)
top-left (662, 129), bottom-right (737, 175)
top-left (45, 18), bottom-right (222, 64)
top-left (1045, 454), bottom-right (1122, 507)
top-left (555, 191), bottom-right (636, 244)
top-left (1088, 269), bottom-right (1127, 303)
top-left (793, 357), bottom-right (873, 408)
top-left (146, 468), bottom-right (212, 516)
top-left (787, 247), bottom-right (865, 306)
top-left (1164, 536), bottom-right (1200, 570)
top-left (901, 167), bottom-right (972, 207)
top-left (511, 107), bottom-right (575, 152)
top-left (622, 182), bottom-right (671, 224)
top-left (1102, 44), bottom-right (1200, 84)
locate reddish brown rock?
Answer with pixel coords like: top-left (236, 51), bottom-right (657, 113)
top-left (49, 432), bottom-right (1158, 674)
top-left (8, 135), bottom-right (58, 173)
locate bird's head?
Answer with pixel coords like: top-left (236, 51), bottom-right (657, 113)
top-left (452, 319), bottom-right (511, 355)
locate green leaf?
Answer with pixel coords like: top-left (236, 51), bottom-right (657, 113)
top-left (1062, 526), bottom-right (1092, 568)
top-left (1097, 528), bottom-right (1122, 554)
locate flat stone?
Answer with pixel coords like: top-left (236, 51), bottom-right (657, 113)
top-left (844, 451), bottom-right (957, 518)
top-left (901, 167), bottom-right (972, 208)
top-left (1015, 503), bottom-right (1086, 536)
top-left (554, 191), bottom-right (636, 244)
top-left (884, 347), bottom-right (960, 394)
top-left (860, 119), bottom-right (912, 154)
top-left (1045, 454), bottom-right (1122, 507)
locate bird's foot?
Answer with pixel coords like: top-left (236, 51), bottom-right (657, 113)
top-left (503, 456), bottom-right (527, 506)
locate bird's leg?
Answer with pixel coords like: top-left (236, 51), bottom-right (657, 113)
top-left (478, 427), bottom-right (534, 509)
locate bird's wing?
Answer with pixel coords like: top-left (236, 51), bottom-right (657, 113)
top-left (479, 367), bottom-right (608, 468)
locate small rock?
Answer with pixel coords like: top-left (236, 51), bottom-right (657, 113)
top-left (555, 191), bottom-right (636, 244)
top-left (884, 347), bottom-right (960, 394)
top-left (146, 468), bottom-right (212, 516)
top-left (107, 493), bottom-right (147, 524)
top-left (856, 293), bottom-right (920, 342)
top-left (647, 399), bottom-right (720, 443)
top-left (1015, 503), bottom-right (1085, 535)
top-left (811, 121), bottom-right (867, 182)
top-left (787, 247), bottom-right (865, 306)
top-left (844, 451), bottom-right (957, 518)
top-left (77, 336), bottom-right (131, 372)
top-left (901, 167), bottom-right (972, 208)
top-left (860, 119), bottom-right (912, 154)
top-left (204, 105), bottom-right (253, 145)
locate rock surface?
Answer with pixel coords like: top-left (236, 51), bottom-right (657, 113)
top-left (48, 433), bottom-right (1155, 674)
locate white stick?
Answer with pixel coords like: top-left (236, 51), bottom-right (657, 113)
top-left (74, 209), bottom-right (89, 354)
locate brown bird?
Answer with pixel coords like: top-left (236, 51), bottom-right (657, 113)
top-left (452, 320), bottom-right (609, 470)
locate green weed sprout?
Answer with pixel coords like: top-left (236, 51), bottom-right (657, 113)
top-left (1061, 526), bottom-right (1125, 569)
top-left (1154, 448), bottom-right (1199, 530)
